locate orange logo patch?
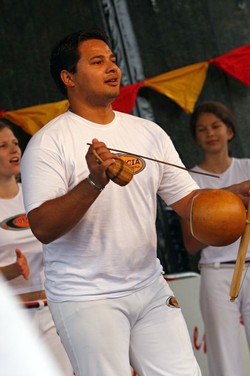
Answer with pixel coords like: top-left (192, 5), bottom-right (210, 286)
top-left (0, 213), bottom-right (30, 231)
top-left (166, 296), bottom-right (180, 308)
top-left (118, 154), bottom-right (145, 174)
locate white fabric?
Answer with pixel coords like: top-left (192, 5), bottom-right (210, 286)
top-left (0, 185), bottom-right (73, 375)
top-left (26, 304), bottom-right (74, 376)
top-left (49, 276), bottom-right (201, 376)
top-left (200, 267), bottom-right (250, 376)
top-left (0, 184), bottom-right (44, 295)
top-left (190, 158), bottom-right (250, 264)
top-left (21, 110), bottom-right (199, 302)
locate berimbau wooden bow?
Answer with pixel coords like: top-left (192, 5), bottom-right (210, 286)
top-left (230, 200), bottom-right (250, 302)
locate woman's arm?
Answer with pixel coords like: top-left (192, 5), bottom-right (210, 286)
top-left (0, 249), bottom-right (30, 280)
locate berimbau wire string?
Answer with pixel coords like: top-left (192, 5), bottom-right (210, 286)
top-left (86, 143), bottom-right (219, 179)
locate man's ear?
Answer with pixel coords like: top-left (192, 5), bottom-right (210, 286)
top-left (60, 70), bottom-right (75, 88)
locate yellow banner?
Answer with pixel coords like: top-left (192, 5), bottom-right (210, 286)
top-left (144, 61), bottom-right (209, 113)
top-left (4, 100), bottom-right (69, 135)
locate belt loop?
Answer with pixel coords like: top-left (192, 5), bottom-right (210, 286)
top-left (37, 299), bottom-right (47, 310)
top-left (23, 299), bottom-right (48, 309)
top-left (214, 262), bottom-right (221, 269)
top-left (37, 300), bottom-right (45, 310)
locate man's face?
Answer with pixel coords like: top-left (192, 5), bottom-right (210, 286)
top-left (68, 39), bottom-right (122, 105)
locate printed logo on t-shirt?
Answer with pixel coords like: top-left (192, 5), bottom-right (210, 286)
top-left (0, 213), bottom-right (30, 231)
top-left (118, 154), bottom-right (146, 174)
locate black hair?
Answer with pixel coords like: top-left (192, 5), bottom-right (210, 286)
top-left (50, 29), bottom-right (110, 97)
top-left (190, 101), bottom-right (236, 142)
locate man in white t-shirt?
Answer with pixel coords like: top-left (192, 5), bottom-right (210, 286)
top-left (21, 29), bottom-right (250, 376)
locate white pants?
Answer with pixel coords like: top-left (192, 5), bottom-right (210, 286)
top-left (200, 267), bottom-right (250, 376)
top-left (49, 276), bottom-right (201, 376)
top-left (26, 304), bottom-right (74, 376)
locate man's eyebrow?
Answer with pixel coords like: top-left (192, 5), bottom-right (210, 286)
top-left (89, 54), bottom-right (103, 60)
top-left (89, 53), bottom-right (116, 60)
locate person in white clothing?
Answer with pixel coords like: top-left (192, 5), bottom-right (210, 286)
top-left (0, 121), bottom-right (73, 376)
top-left (181, 101), bottom-right (250, 376)
top-left (20, 30), bottom-right (250, 376)
top-left (1, 247), bottom-right (30, 281)
top-left (0, 275), bottom-right (66, 376)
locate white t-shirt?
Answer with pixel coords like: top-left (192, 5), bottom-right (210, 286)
top-left (0, 184), bottom-right (44, 295)
top-left (21, 110), bottom-right (198, 302)
top-left (190, 158), bottom-right (250, 264)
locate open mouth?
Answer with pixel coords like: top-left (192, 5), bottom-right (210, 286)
top-left (10, 156), bottom-right (20, 163)
top-left (105, 77), bottom-right (118, 85)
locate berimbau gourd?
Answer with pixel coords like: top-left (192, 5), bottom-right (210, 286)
top-left (92, 149), bottom-right (134, 186)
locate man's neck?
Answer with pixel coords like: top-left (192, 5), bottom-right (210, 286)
top-left (69, 98), bottom-right (115, 124)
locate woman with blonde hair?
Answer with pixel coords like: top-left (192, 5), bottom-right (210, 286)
top-left (0, 120), bottom-right (73, 375)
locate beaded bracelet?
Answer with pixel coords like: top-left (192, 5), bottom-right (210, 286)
top-left (87, 175), bottom-right (104, 192)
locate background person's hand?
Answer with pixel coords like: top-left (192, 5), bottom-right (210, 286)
top-left (226, 180), bottom-right (250, 208)
top-left (15, 249), bottom-right (30, 280)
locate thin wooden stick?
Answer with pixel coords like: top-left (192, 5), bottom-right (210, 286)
top-left (92, 149), bottom-right (103, 163)
top-left (230, 200), bottom-right (250, 302)
top-left (86, 143), bottom-right (219, 178)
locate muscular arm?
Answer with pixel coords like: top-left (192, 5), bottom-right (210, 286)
top-left (28, 178), bottom-right (102, 244)
top-left (27, 139), bottom-right (118, 244)
top-left (179, 217), bottom-right (205, 254)
top-left (170, 190), bottom-right (198, 220)
top-left (170, 189), bottom-right (205, 254)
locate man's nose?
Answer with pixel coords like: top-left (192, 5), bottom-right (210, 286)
top-left (106, 60), bottom-right (118, 72)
